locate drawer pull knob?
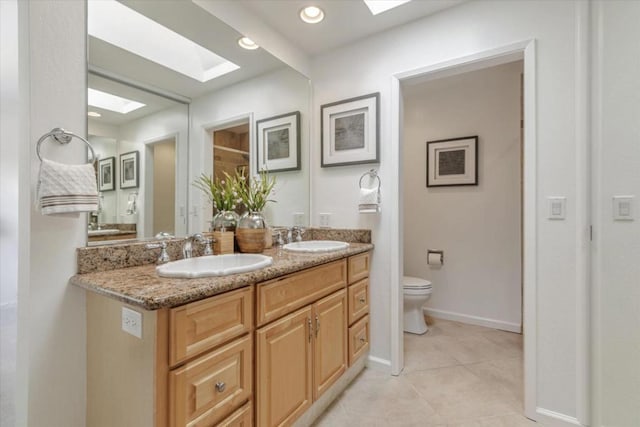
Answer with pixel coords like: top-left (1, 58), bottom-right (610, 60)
top-left (359, 337), bottom-right (366, 343)
top-left (215, 382), bottom-right (226, 393)
top-left (359, 297), bottom-right (366, 304)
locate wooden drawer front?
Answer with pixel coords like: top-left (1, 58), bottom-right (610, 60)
top-left (348, 279), bottom-right (369, 326)
top-left (170, 287), bottom-right (253, 366)
top-left (170, 335), bottom-right (252, 427)
top-left (257, 260), bottom-right (346, 327)
top-left (217, 401), bottom-right (252, 427)
top-left (348, 315), bottom-right (370, 366)
top-left (347, 252), bottom-right (370, 284)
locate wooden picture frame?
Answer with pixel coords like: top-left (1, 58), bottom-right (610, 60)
top-left (98, 156), bottom-right (115, 192)
top-left (321, 92), bottom-right (379, 167)
top-left (120, 151), bottom-right (139, 189)
top-left (256, 111), bottom-right (301, 173)
top-left (426, 136), bottom-right (478, 187)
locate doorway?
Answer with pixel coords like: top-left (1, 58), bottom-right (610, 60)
top-left (390, 41), bottom-right (538, 420)
top-left (152, 138), bottom-right (177, 236)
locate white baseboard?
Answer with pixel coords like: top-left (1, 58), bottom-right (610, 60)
top-left (536, 408), bottom-right (584, 427)
top-left (366, 354), bottom-right (391, 373)
top-left (424, 307), bottom-right (522, 333)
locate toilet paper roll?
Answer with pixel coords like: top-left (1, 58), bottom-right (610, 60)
top-left (427, 252), bottom-right (443, 266)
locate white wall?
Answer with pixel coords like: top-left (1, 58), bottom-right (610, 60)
top-left (89, 136), bottom-right (118, 223)
top-left (403, 61), bottom-right (523, 332)
top-left (189, 67), bottom-right (310, 232)
top-left (592, 1), bottom-right (640, 426)
top-left (310, 0), bottom-right (586, 421)
top-left (21, 1), bottom-right (88, 426)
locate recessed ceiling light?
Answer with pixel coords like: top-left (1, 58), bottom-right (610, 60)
top-left (88, 111), bottom-right (102, 118)
top-left (300, 6), bottom-right (325, 24)
top-left (363, 0), bottom-right (412, 15)
top-left (88, 88), bottom-right (146, 114)
top-left (88, 0), bottom-right (240, 82)
top-left (238, 37), bottom-right (259, 50)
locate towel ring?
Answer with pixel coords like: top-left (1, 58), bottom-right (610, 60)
top-left (359, 169), bottom-right (381, 189)
top-left (36, 127), bottom-right (97, 164)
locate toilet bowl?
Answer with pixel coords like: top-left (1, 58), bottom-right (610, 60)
top-left (403, 276), bottom-right (433, 335)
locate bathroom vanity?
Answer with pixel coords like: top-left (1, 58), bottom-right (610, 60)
top-left (71, 238), bottom-right (372, 427)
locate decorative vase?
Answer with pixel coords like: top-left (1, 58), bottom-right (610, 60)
top-left (236, 211), bottom-right (267, 253)
top-left (212, 210), bottom-right (239, 232)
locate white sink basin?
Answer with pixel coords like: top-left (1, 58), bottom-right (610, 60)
top-left (283, 240), bottom-right (349, 253)
top-left (156, 254), bottom-right (273, 278)
top-left (88, 228), bottom-right (120, 236)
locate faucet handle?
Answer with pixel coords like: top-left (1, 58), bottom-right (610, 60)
top-left (154, 231), bottom-right (174, 240)
top-left (203, 238), bottom-right (214, 256)
top-left (295, 227), bottom-right (305, 242)
top-left (146, 241), bottom-right (170, 264)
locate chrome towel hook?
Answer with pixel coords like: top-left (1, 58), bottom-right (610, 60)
top-left (359, 168), bottom-right (381, 189)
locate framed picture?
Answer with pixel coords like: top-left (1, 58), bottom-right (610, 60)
top-left (120, 151), bottom-right (139, 189)
top-left (256, 111), bottom-right (301, 173)
top-left (426, 136), bottom-right (478, 187)
top-left (98, 156), bottom-right (115, 192)
top-left (321, 92), bottom-right (379, 167)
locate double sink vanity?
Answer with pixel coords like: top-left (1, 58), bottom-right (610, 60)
top-left (71, 229), bottom-right (373, 427)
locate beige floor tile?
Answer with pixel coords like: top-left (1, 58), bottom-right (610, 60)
top-left (465, 357), bottom-right (524, 405)
top-left (448, 412), bottom-right (538, 427)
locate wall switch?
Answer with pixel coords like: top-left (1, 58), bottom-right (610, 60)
top-left (293, 212), bottom-right (305, 226)
top-left (547, 197), bottom-right (566, 220)
top-left (319, 213), bottom-right (332, 228)
top-left (613, 196), bottom-right (635, 221)
top-left (122, 307), bottom-right (142, 339)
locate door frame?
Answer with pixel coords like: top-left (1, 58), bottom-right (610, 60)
top-left (389, 39), bottom-right (538, 419)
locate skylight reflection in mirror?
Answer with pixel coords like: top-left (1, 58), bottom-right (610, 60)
top-left (88, 0), bottom-right (240, 82)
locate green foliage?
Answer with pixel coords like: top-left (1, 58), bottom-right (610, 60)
top-left (235, 170), bottom-right (276, 212)
top-left (192, 172), bottom-right (242, 212)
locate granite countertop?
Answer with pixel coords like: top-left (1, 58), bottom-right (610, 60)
top-left (70, 243), bottom-right (373, 310)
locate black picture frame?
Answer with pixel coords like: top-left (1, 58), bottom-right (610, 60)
top-left (426, 136), bottom-right (478, 187)
top-left (321, 92), bottom-right (380, 167)
top-left (256, 111), bottom-right (301, 173)
top-left (98, 156), bottom-right (115, 192)
top-left (120, 150), bottom-right (139, 189)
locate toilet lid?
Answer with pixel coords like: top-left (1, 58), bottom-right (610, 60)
top-left (403, 276), bottom-right (432, 290)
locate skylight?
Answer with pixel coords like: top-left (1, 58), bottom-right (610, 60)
top-left (88, 0), bottom-right (240, 83)
top-left (363, 0), bottom-right (412, 15)
top-left (88, 88), bottom-right (146, 114)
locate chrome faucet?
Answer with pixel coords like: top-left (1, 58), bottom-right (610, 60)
top-left (183, 233), bottom-right (206, 259)
top-left (146, 232), bottom-right (174, 264)
top-left (287, 226), bottom-right (305, 243)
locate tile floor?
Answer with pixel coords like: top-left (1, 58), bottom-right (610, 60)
top-left (313, 317), bottom-right (540, 427)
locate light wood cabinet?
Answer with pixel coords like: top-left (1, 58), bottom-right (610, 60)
top-left (256, 306), bottom-right (313, 427)
top-left (347, 278), bottom-right (369, 326)
top-left (218, 402), bottom-right (253, 427)
top-left (347, 252), bottom-right (370, 284)
top-left (169, 335), bottom-right (252, 427)
top-left (348, 315), bottom-right (370, 366)
top-left (256, 283), bottom-right (348, 427)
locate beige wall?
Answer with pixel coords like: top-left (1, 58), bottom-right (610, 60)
top-left (403, 61), bottom-right (523, 331)
top-left (153, 140), bottom-right (176, 235)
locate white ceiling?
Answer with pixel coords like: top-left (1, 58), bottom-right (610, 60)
top-left (240, 0), bottom-right (466, 56)
top-left (88, 0), bottom-right (465, 127)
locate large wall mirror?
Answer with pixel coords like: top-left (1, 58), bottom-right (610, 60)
top-left (86, 0), bottom-right (311, 244)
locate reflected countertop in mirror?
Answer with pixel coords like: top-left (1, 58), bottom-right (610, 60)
top-left (86, 0), bottom-right (311, 246)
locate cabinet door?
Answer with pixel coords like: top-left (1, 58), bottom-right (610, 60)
top-left (256, 306), bottom-right (313, 427)
top-left (313, 290), bottom-right (347, 400)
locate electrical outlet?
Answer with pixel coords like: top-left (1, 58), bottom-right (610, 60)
top-left (293, 212), bottom-right (305, 226)
top-left (122, 307), bottom-right (142, 339)
top-left (319, 213), bottom-right (331, 228)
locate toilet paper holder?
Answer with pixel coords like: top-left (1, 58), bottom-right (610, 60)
top-left (427, 249), bottom-right (444, 265)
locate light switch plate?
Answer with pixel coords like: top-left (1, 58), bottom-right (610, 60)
top-left (613, 196), bottom-right (635, 221)
top-left (547, 197), bottom-right (566, 220)
top-left (122, 307), bottom-right (142, 338)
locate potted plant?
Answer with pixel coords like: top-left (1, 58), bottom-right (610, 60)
top-left (234, 170), bottom-right (276, 253)
top-left (193, 172), bottom-right (242, 232)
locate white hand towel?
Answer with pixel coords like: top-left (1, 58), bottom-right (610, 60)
top-left (359, 187), bottom-right (380, 213)
top-left (37, 159), bottom-right (99, 215)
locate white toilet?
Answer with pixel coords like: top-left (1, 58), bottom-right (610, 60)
top-left (403, 276), bottom-right (433, 334)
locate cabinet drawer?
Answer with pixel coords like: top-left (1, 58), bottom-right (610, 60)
top-left (348, 315), bottom-right (370, 366)
top-left (170, 287), bottom-right (253, 366)
top-left (217, 401), bottom-right (252, 427)
top-left (347, 279), bottom-right (369, 326)
top-left (170, 335), bottom-right (252, 427)
top-left (347, 252), bottom-right (370, 284)
top-left (257, 260), bottom-right (346, 327)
